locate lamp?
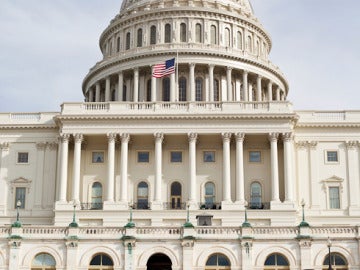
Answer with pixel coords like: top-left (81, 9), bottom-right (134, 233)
top-left (69, 201), bottom-right (79, 228)
top-left (183, 203), bottom-right (194, 228)
top-left (12, 200), bottom-right (22, 228)
top-left (125, 203), bottom-right (135, 228)
top-left (299, 199), bottom-right (309, 227)
top-left (327, 237), bottom-right (332, 270)
top-left (242, 200), bottom-right (251, 228)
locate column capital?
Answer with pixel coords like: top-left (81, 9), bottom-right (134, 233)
top-left (121, 133), bottom-right (130, 143)
top-left (48, 142), bottom-right (58, 151)
top-left (133, 67), bottom-right (139, 72)
top-left (309, 141), bottom-right (318, 149)
top-left (36, 142), bottom-right (47, 150)
top-left (73, 133), bottom-right (84, 143)
top-left (257, 75), bottom-right (262, 80)
top-left (0, 142), bottom-right (10, 151)
top-left (154, 132), bottom-right (164, 142)
top-left (188, 132), bottom-right (198, 143)
top-left (60, 133), bottom-right (71, 143)
top-left (189, 63), bottom-right (195, 68)
top-left (282, 132), bottom-right (294, 142)
top-left (295, 141), bottom-right (309, 149)
top-left (235, 132), bottom-right (245, 142)
top-left (222, 132), bottom-right (232, 142)
top-left (268, 133), bottom-right (279, 142)
top-left (208, 64), bottom-right (215, 70)
top-left (118, 71), bottom-right (123, 76)
top-left (107, 133), bottom-right (117, 143)
top-left (227, 66), bottom-right (233, 71)
top-left (346, 141), bottom-right (358, 149)
top-left (243, 70), bottom-right (248, 76)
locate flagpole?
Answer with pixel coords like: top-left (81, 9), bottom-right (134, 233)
top-left (176, 50), bottom-right (179, 102)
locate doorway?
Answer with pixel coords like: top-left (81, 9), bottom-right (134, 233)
top-left (147, 253), bottom-right (172, 270)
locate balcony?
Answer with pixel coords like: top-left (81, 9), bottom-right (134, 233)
top-left (248, 202), bottom-right (270, 210)
top-left (81, 203), bottom-right (103, 210)
top-left (199, 202), bottom-right (221, 210)
top-left (163, 202), bottom-right (187, 210)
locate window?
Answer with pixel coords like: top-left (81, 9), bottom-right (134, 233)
top-left (210, 25), bottom-right (217, 45)
top-left (171, 182), bottom-right (182, 209)
top-left (178, 77), bottom-right (187, 101)
top-left (163, 77), bottom-right (170, 101)
top-left (111, 89), bottom-right (116, 101)
top-left (206, 254), bottom-right (230, 270)
top-left (89, 254), bottom-right (114, 270)
top-left (250, 182), bottom-right (262, 209)
top-left (204, 182), bottom-right (215, 208)
top-left (123, 85), bottom-right (127, 101)
top-left (326, 151), bottom-right (339, 163)
top-left (92, 152), bottom-right (104, 163)
top-left (150, 25), bottom-right (157, 45)
top-left (264, 253), bottom-right (289, 270)
top-left (171, 151), bottom-right (182, 163)
top-left (329, 187), bottom-right (340, 209)
top-left (249, 151), bottom-right (261, 163)
top-left (247, 36), bottom-right (252, 52)
top-left (195, 77), bottom-right (203, 101)
top-left (204, 151), bottom-right (215, 162)
top-left (237, 31), bottom-right (242, 49)
top-left (91, 182), bottom-right (103, 209)
top-left (17, 152), bottom-right (29, 163)
top-left (146, 79), bottom-right (152, 101)
top-left (137, 28), bottom-right (143, 47)
top-left (109, 41), bottom-right (113, 55)
top-left (31, 253), bottom-right (56, 270)
top-left (126, 32), bottom-right (131, 50)
top-left (165, 24), bottom-right (171, 43)
top-left (225, 27), bottom-right (230, 47)
top-left (137, 182), bottom-right (149, 209)
top-left (214, 79), bottom-right (220, 101)
top-left (138, 151), bottom-right (150, 163)
top-left (195, 23), bottom-right (202, 43)
top-left (116, 36), bottom-right (120, 52)
top-left (180, 23), bottom-right (187, 42)
top-left (15, 187), bottom-right (26, 209)
top-left (323, 252), bottom-right (348, 270)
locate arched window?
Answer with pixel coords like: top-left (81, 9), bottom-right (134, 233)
top-left (116, 36), bottom-right (120, 52)
top-left (137, 182), bottom-right (149, 209)
top-left (178, 77), bottom-right (187, 101)
top-left (89, 254), bottom-right (114, 270)
top-left (32, 253), bottom-right (56, 270)
top-left (264, 253), bottom-right (289, 270)
top-left (162, 77), bottom-right (170, 101)
top-left (210, 25), bottom-right (217, 45)
top-left (171, 182), bottom-right (182, 209)
top-left (126, 32), bottom-right (131, 50)
top-left (204, 182), bottom-right (215, 208)
top-left (150, 25), bottom-right (157, 45)
top-left (250, 182), bottom-right (262, 209)
top-left (109, 41), bottom-right (113, 55)
top-left (165, 24), bottom-right (171, 43)
top-left (146, 79), bottom-right (152, 102)
top-left (91, 182), bottom-right (103, 209)
top-left (180, 23), bottom-right (187, 42)
top-left (237, 31), bottom-right (242, 49)
top-left (214, 79), bottom-right (220, 101)
top-left (205, 253), bottom-right (230, 270)
top-left (247, 35), bottom-right (252, 52)
top-left (225, 27), bottom-right (230, 47)
top-left (257, 40), bottom-right (261, 55)
top-left (323, 253), bottom-right (348, 270)
top-left (195, 23), bottom-right (202, 43)
top-left (137, 28), bottom-right (143, 47)
top-left (195, 77), bottom-right (203, 101)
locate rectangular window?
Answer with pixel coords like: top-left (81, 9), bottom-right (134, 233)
top-left (203, 151), bottom-right (215, 162)
top-left (15, 187), bottom-right (26, 209)
top-left (17, 152), bottom-right (29, 163)
top-left (249, 151), bottom-right (261, 163)
top-left (171, 151), bottom-right (182, 163)
top-left (92, 152), bottom-right (104, 163)
top-left (138, 152), bottom-right (150, 163)
top-left (329, 187), bottom-right (340, 209)
top-left (326, 151), bottom-right (338, 162)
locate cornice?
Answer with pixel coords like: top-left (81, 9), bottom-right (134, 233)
top-left (0, 124), bottom-right (58, 130)
top-left (295, 123), bottom-right (360, 128)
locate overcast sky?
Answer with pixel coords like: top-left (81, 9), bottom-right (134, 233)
top-left (0, 0), bottom-right (359, 112)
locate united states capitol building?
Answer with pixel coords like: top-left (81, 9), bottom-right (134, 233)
top-left (1, 0), bottom-right (359, 269)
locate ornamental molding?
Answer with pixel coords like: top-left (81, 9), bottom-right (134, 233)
top-left (296, 123), bottom-right (360, 128)
top-left (9, 177), bottom-right (32, 194)
top-left (346, 141), bottom-right (358, 149)
top-left (0, 125), bottom-right (57, 130)
top-left (295, 141), bottom-right (309, 149)
top-left (0, 142), bottom-right (10, 151)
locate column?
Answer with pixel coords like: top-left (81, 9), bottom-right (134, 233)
top-left (256, 75), bottom-right (262, 102)
top-left (283, 132), bottom-right (294, 202)
top-left (153, 133), bottom-right (164, 209)
top-left (170, 72), bottom-right (176, 102)
top-left (151, 66), bottom-right (157, 102)
top-left (0, 143), bottom-right (9, 214)
top-left (276, 87), bottom-right (281, 101)
top-left (309, 141), bottom-right (320, 209)
top-left (89, 88), bottom-right (94, 102)
top-left (188, 133), bottom-right (198, 207)
top-left (58, 134), bottom-right (70, 203)
top-left (235, 133), bottom-right (245, 205)
top-left (120, 133), bottom-right (130, 203)
top-left (72, 133), bottom-right (83, 204)
top-left (347, 141), bottom-right (360, 212)
top-left (117, 72), bottom-right (123, 101)
top-left (95, 82), bottom-right (101, 102)
top-left (242, 71), bottom-right (248, 101)
top-left (226, 67), bottom-right (232, 101)
top-left (269, 133), bottom-right (280, 203)
top-left (222, 133), bottom-right (232, 203)
top-left (8, 240), bottom-right (22, 270)
top-left (105, 77), bottom-right (111, 102)
top-left (267, 81), bottom-right (273, 101)
top-left (189, 63), bottom-right (195, 102)
top-left (209, 64), bottom-right (214, 102)
top-left (34, 143), bottom-right (46, 209)
top-left (106, 133), bottom-right (116, 202)
top-left (133, 68), bottom-right (139, 102)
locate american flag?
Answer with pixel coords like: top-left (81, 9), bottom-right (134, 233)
top-left (152, 58), bottom-right (175, 78)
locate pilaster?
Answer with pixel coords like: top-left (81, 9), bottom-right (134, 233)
top-left (188, 132), bottom-right (198, 209)
top-left (104, 133), bottom-right (117, 209)
top-left (235, 133), bottom-right (245, 209)
top-left (221, 133), bottom-right (232, 209)
top-left (269, 133), bottom-right (280, 207)
top-left (0, 143), bottom-right (10, 215)
top-left (119, 133), bottom-right (130, 209)
top-left (152, 132), bottom-right (164, 210)
top-left (346, 141), bottom-right (360, 214)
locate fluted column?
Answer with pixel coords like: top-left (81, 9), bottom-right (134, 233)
top-left (269, 133), bottom-right (280, 203)
top-left (256, 75), bottom-right (262, 102)
top-left (133, 68), bottom-right (139, 102)
top-left (88, 88), bottom-right (94, 102)
top-left (105, 77), bottom-right (111, 102)
top-left (95, 82), bottom-right (100, 102)
top-left (267, 81), bottom-right (273, 101)
top-left (226, 67), bottom-right (232, 101)
top-left (283, 133), bottom-right (294, 202)
top-left (222, 133), bottom-right (232, 202)
top-left (106, 133), bottom-right (116, 202)
top-left (154, 133), bottom-right (164, 206)
top-left (72, 133), bottom-right (83, 204)
top-left (170, 73), bottom-right (176, 102)
top-left (209, 64), bottom-right (214, 102)
top-left (346, 141), bottom-right (360, 211)
top-left (242, 71), bottom-right (248, 101)
top-left (189, 63), bottom-right (195, 102)
top-left (151, 66), bottom-right (157, 102)
top-left (120, 133), bottom-right (130, 203)
top-left (235, 133), bottom-right (245, 205)
top-left (117, 72), bottom-right (123, 101)
top-left (188, 133), bottom-right (198, 206)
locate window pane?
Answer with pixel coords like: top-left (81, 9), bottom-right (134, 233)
top-left (179, 77), bottom-right (187, 101)
top-left (195, 23), bottom-right (202, 43)
top-left (171, 151), bottom-right (182, 162)
top-left (249, 151), bottom-right (261, 162)
top-left (92, 152), bottom-right (104, 163)
top-left (163, 78), bottom-right (170, 101)
top-left (18, 152), bottom-right (29, 163)
top-left (225, 28), bottom-right (230, 47)
top-left (180, 23), bottom-right (187, 42)
top-left (138, 152), bottom-right (149, 163)
top-left (90, 255), bottom-right (102, 265)
top-left (276, 254), bottom-right (289, 266)
top-left (206, 255), bottom-right (217, 266)
top-left (265, 254), bottom-right (276, 265)
top-left (32, 253), bottom-right (56, 266)
top-left (237, 31), bottom-right (242, 49)
top-left (210, 25), bottom-right (217, 44)
top-left (334, 254), bottom-right (346, 265)
top-left (137, 28), bottom-right (143, 47)
top-left (165, 24), bottom-right (171, 43)
top-left (195, 78), bottom-right (203, 101)
top-left (171, 182), bottom-right (181, 196)
top-left (15, 187), bottom-right (26, 209)
top-left (218, 255), bottom-right (230, 266)
top-left (327, 151), bottom-right (338, 162)
top-left (204, 151), bottom-right (215, 162)
top-left (126, 32), bottom-right (131, 50)
top-left (150, 25), bottom-right (156, 45)
top-left (214, 79), bottom-right (220, 101)
top-left (205, 183), bottom-right (215, 196)
top-left (102, 255), bottom-right (114, 266)
top-left (329, 187), bottom-right (340, 209)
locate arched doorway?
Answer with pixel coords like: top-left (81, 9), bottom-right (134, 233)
top-left (31, 253), bottom-right (56, 270)
top-left (170, 181), bottom-right (182, 209)
top-left (147, 253), bottom-right (172, 270)
top-left (264, 253), bottom-right (289, 270)
top-left (205, 253), bottom-right (231, 270)
top-left (322, 253), bottom-right (348, 270)
top-left (89, 253), bottom-right (114, 270)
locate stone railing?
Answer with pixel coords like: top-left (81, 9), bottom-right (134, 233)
top-left (78, 227), bottom-right (125, 239)
top-left (0, 112), bottom-right (58, 125)
top-left (310, 226), bottom-right (358, 238)
top-left (297, 110), bottom-right (360, 123)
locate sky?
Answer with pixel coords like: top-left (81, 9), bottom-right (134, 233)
top-left (0, 0), bottom-right (359, 112)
